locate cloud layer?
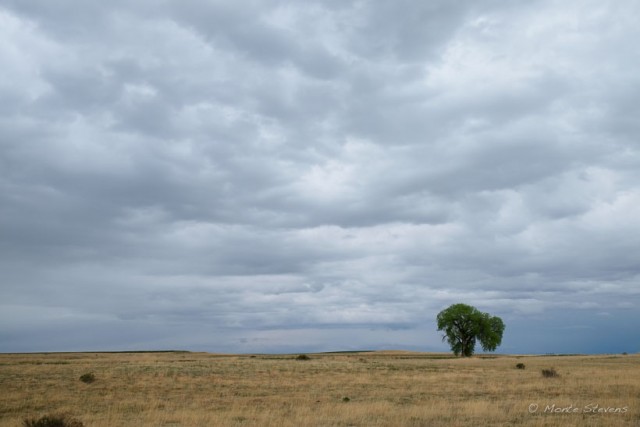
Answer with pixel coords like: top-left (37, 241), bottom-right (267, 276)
top-left (1, 0), bottom-right (639, 353)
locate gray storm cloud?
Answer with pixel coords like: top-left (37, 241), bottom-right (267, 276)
top-left (1, 0), bottom-right (639, 353)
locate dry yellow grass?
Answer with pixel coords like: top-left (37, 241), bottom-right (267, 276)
top-left (1, 351), bottom-right (638, 426)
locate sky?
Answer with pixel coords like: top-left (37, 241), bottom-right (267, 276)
top-left (1, 0), bottom-right (639, 355)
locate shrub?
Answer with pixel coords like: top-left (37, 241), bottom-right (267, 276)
top-left (342, 396), bottom-right (350, 402)
top-left (516, 363), bottom-right (525, 370)
top-left (295, 354), bottom-right (310, 361)
top-left (541, 368), bottom-right (559, 378)
top-left (79, 373), bottom-right (95, 384)
top-left (23, 413), bottom-right (84, 427)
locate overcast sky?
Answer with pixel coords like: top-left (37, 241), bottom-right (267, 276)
top-left (1, 0), bottom-right (639, 354)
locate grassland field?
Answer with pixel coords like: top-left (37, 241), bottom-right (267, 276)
top-left (0, 350), bottom-right (638, 426)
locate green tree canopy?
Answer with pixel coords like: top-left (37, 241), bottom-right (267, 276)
top-left (436, 303), bottom-right (505, 357)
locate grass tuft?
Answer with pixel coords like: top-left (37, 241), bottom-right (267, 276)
top-left (23, 413), bottom-right (84, 427)
top-left (79, 373), bottom-right (95, 384)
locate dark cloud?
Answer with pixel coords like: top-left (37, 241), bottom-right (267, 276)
top-left (1, 0), bottom-right (639, 354)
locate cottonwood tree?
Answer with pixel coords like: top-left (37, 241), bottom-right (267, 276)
top-left (436, 303), bottom-right (505, 357)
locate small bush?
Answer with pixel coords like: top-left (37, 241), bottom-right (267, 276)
top-left (516, 363), bottom-right (525, 370)
top-left (79, 373), bottom-right (95, 384)
top-left (23, 413), bottom-right (84, 427)
top-left (295, 354), bottom-right (310, 361)
top-left (342, 396), bottom-right (350, 402)
top-left (541, 368), bottom-right (559, 378)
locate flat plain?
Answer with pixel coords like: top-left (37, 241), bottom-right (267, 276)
top-left (0, 351), bottom-right (638, 426)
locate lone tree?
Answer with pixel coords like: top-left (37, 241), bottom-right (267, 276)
top-left (436, 303), bottom-right (505, 357)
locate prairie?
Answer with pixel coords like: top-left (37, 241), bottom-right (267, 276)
top-left (0, 351), bottom-right (638, 426)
